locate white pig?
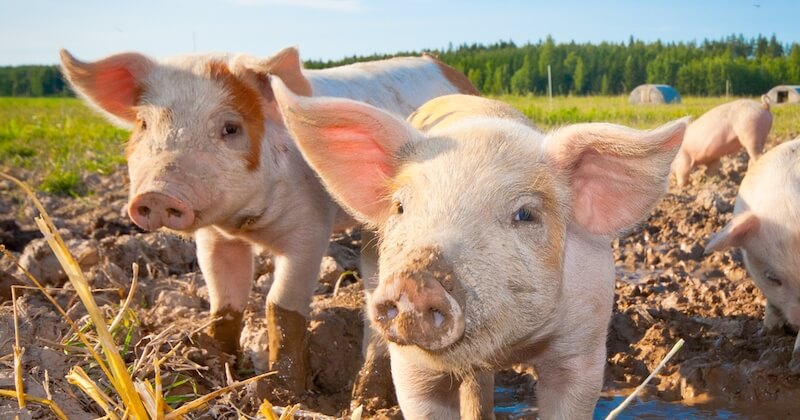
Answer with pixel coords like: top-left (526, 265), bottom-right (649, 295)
top-left (705, 138), bottom-right (800, 368)
top-left (59, 47), bottom-right (478, 395)
top-left (671, 96), bottom-right (772, 187)
top-left (272, 80), bottom-right (686, 419)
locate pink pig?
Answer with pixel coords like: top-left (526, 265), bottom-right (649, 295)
top-left (273, 79), bottom-right (686, 419)
top-left (59, 47), bottom-right (478, 395)
top-left (705, 138), bottom-right (800, 369)
top-left (672, 96), bottom-right (772, 186)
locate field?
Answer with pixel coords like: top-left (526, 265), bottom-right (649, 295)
top-left (2, 96), bottom-right (800, 418)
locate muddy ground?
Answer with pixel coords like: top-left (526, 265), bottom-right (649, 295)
top-left (2, 136), bottom-right (800, 419)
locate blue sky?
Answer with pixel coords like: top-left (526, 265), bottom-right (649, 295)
top-left (0, 0), bottom-right (798, 66)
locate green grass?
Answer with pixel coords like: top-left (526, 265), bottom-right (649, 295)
top-left (497, 95), bottom-right (800, 141)
top-left (0, 97), bottom-right (128, 195)
top-left (2, 96), bottom-right (799, 196)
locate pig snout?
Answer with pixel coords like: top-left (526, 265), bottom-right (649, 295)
top-left (128, 192), bottom-right (195, 231)
top-left (370, 273), bottom-right (465, 351)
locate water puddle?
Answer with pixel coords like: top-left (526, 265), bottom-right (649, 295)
top-left (495, 391), bottom-right (768, 419)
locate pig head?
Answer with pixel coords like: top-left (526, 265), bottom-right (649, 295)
top-left (705, 138), bottom-right (800, 368)
top-left (273, 80), bottom-right (686, 419)
top-left (60, 47), bottom-right (311, 233)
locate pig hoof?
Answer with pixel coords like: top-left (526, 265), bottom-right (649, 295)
top-left (267, 304), bottom-right (309, 396)
top-left (351, 354), bottom-right (396, 412)
top-left (208, 308), bottom-right (244, 355)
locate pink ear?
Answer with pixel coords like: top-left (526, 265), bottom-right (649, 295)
top-left (546, 118), bottom-right (687, 234)
top-left (271, 76), bottom-right (415, 224)
top-left (233, 47), bottom-right (312, 97)
top-left (704, 211), bottom-right (760, 254)
top-left (60, 49), bottom-right (152, 126)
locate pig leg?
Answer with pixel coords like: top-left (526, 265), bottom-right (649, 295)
top-left (389, 348), bottom-right (461, 419)
top-left (459, 370), bottom-right (495, 420)
top-left (195, 227), bottom-right (255, 354)
top-left (671, 150), bottom-right (692, 187)
top-left (352, 229), bottom-right (397, 409)
top-left (760, 301), bottom-right (787, 335)
top-left (266, 226), bottom-right (333, 394)
top-left (534, 346), bottom-right (605, 419)
top-left (704, 160), bottom-right (721, 177)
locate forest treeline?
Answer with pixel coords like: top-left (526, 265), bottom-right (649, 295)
top-left (3, 34), bottom-right (800, 97)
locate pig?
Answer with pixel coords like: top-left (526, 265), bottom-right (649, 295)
top-left (671, 95), bottom-right (772, 187)
top-left (272, 79), bottom-right (687, 419)
top-left (59, 47), bottom-right (479, 396)
top-left (705, 138), bottom-right (800, 369)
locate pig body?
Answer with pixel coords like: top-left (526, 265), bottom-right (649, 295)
top-left (274, 84), bottom-right (686, 419)
top-left (672, 96), bottom-right (772, 186)
top-left (705, 139), bottom-right (800, 367)
top-left (60, 47), bottom-right (478, 394)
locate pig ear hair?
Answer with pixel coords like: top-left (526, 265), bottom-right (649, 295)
top-left (233, 47), bottom-right (312, 97)
top-left (271, 76), bottom-right (416, 224)
top-left (704, 211), bottom-right (760, 254)
top-left (545, 117), bottom-right (688, 234)
top-left (59, 49), bottom-right (153, 127)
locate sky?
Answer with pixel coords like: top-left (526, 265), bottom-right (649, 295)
top-left (0, 0), bottom-right (798, 66)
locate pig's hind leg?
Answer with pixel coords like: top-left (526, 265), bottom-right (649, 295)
top-left (195, 227), bottom-right (255, 355)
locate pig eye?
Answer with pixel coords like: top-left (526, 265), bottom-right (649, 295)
top-left (138, 118), bottom-right (148, 130)
top-left (222, 122), bottom-right (241, 137)
top-left (391, 200), bottom-right (404, 215)
top-left (513, 206), bottom-right (538, 224)
top-left (765, 271), bottom-right (782, 287)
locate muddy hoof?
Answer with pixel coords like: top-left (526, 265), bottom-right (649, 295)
top-left (208, 309), bottom-right (244, 355)
top-left (351, 353), bottom-right (396, 412)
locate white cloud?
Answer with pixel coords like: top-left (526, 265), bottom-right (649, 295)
top-left (231, 0), bottom-right (364, 12)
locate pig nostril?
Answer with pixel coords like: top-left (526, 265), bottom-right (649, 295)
top-left (137, 206), bottom-right (151, 217)
top-left (166, 208), bottom-right (183, 218)
top-left (378, 303), bottom-right (398, 322)
top-left (431, 309), bottom-right (445, 328)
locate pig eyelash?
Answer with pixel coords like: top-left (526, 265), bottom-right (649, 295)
top-left (765, 271), bottom-right (782, 286)
top-left (512, 206), bottom-right (539, 225)
top-left (221, 122), bottom-right (242, 137)
top-left (391, 199), bottom-right (404, 215)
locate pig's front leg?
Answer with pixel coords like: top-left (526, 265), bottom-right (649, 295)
top-left (534, 345), bottom-right (605, 420)
top-left (195, 227), bottom-right (255, 354)
top-left (459, 369), bottom-right (495, 420)
top-left (389, 347), bottom-right (461, 420)
top-left (352, 229), bottom-right (397, 410)
top-left (266, 227), bottom-right (333, 395)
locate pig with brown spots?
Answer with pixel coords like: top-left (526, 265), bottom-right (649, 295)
top-left (705, 138), bottom-right (800, 370)
top-left (59, 47), bottom-right (477, 396)
top-left (672, 96), bottom-right (772, 186)
top-left (273, 81), bottom-right (687, 419)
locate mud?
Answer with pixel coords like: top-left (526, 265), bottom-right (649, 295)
top-left (2, 134), bottom-right (800, 418)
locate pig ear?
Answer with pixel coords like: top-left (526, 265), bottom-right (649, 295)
top-left (59, 49), bottom-right (153, 127)
top-left (545, 118), bottom-right (688, 234)
top-left (233, 47), bottom-right (312, 97)
top-left (271, 76), bottom-right (416, 224)
top-left (704, 211), bottom-right (760, 254)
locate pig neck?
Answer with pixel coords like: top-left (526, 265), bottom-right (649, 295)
top-left (214, 120), bottom-right (339, 245)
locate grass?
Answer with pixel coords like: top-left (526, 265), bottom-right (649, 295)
top-left (2, 96), bottom-right (800, 196)
top-left (0, 98), bottom-right (128, 195)
top-left (498, 95), bottom-right (800, 140)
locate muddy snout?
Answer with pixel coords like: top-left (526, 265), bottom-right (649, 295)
top-left (369, 252), bottom-right (466, 351)
top-left (128, 191), bottom-right (195, 231)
